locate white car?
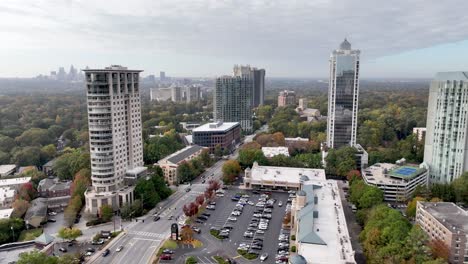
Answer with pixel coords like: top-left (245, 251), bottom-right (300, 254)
top-left (258, 225), bottom-right (268, 230)
top-left (216, 193), bottom-right (224, 197)
top-left (231, 211), bottom-right (241, 216)
top-left (85, 251), bottom-right (93, 256)
top-left (278, 201), bottom-right (283, 207)
top-left (260, 253), bottom-right (269, 261)
top-left (116, 245), bottom-right (124, 252)
top-left (227, 216), bottom-right (237, 221)
top-left (256, 230), bottom-right (265, 234)
top-left (248, 201), bottom-right (254, 206)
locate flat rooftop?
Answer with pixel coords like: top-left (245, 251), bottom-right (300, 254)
top-left (249, 163), bottom-right (325, 184)
top-left (419, 202), bottom-right (468, 232)
top-left (163, 145), bottom-right (205, 164)
top-left (0, 164), bottom-right (16, 175)
top-left (261, 147), bottom-right (290, 158)
top-left (192, 122), bottom-right (239, 132)
top-left (0, 177), bottom-right (31, 187)
top-left (363, 163), bottom-right (426, 185)
top-left (295, 180), bottom-right (355, 263)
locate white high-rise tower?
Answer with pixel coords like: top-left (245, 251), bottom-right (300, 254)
top-left (424, 72), bottom-right (468, 183)
top-left (84, 65), bottom-right (147, 214)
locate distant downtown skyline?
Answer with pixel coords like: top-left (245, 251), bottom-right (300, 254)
top-left (1, 1), bottom-right (468, 78)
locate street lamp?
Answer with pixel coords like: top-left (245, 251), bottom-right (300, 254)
top-left (10, 226), bottom-right (14, 241)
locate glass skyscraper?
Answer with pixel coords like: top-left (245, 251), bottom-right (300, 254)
top-left (326, 39), bottom-right (360, 149)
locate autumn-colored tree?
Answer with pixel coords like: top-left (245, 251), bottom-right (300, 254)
top-left (204, 190), bottom-right (213, 200)
top-left (429, 197), bottom-right (442, 202)
top-left (272, 132), bottom-right (286, 146)
top-left (17, 182), bottom-right (36, 201)
top-left (347, 170), bottom-right (361, 182)
top-left (282, 211), bottom-right (291, 225)
top-left (222, 160), bottom-right (241, 184)
top-left (195, 194), bottom-right (204, 206)
top-left (183, 204), bottom-right (191, 217)
top-left (70, 168), bottom-right (91, 201)
top-left (11, 199), bottom-right (30, 218)
top-left (208, 180), bottom-right (221, 191)
top-left (188, 202), bottom-right (198, 217)
top-left (64, 206), bottom-right (77, 228)
top-left (429, 239), bottom-right (450, 261)
top-left (241, 141), bottom-right (262, 150)
top-left (180, 226), bottom-right (194, 241)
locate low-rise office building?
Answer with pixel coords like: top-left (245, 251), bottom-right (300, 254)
top-left (416, 202), bottom-right (468, 264)
top-left (362, 162), bottom-right (428, 202)
top-left (192, 122), bottom-right (241, 153)
top-left (290, 173), bottom-right (355, 263)
top-left (243, 162), bottom-right (326, 190)
top-left (261, 147), bottom-right (290, 158)
top-left (37, 178), bottom-right (71, 198)
top-left (0, 177), bottom-right (31, 190)
top-left (157, 145), bottom-right (207, 185)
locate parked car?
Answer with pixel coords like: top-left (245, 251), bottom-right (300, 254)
top-left (206, 205), bottom-right (216, 210)
top-left (227, 216), bottom-right (237, 221)
top-left (153, 215), bottom-right (161, 221)
top-left (260, 253), bottom-right (269, 261)
top-left (47, 218), bottom-right (56, 223)
top-left (162, 249), bottom-right (174, 254)
top-left (278, 201), bottom-right (283, 207)
top-left (59, 247), bottom-right (67, 252)
top-left (92, 239), bottom-right (104, 245)
top-left (192, 226), bottom-right (201, 233)
top-left (48, 212), bottom-right (57, 216)
top-left (160, 254), bottom-right (172, 260)
top-left (102, 249), bottom-right (110, 257)
top-left (86, 248), bottom-right (95, 253)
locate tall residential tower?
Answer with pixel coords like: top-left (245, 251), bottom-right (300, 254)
top-left (233, 65), bottom-right (265, 107)
top-left (424, 72), bottom-right (468, 183)
top-left (84, 65), bottom-right (147, 214)
top-left (326, 39), bottom-right (360, 149)
top-left (214, 76), bottom-right (253, 132)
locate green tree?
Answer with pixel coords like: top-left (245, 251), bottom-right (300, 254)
top-left (199, 149), bottom-right (212, 167)
top-left (177, 161), bottom-right (194, 184)
top-left (100, 204), bottom-right (114, 222)
top-left (238, 148), bottom-right (268, 168)
top-left (134, 179), bottom-right (160, 209)
top-left (222, 160), bottom-right (241, 184)
top-left (12, 146), bottom-right (41, 166)
top-left (17, 250), bottom-right (58, 264)
top-left (150, 174), bottom-right (172, 199)
top-left (358, 186), bottom-right (384, 209)
top-left (0, 217), bottom-right (25, 244)
top-left (57, 227), bottom-right (82, 241)
top-left (0, 150), bottom-right (10, 164)
top-left (57, 254), bottom-right (80, 264)
top-left (53, 149), bottom-right (90, 180)
top-left (325, 146), bottom-right (357, 176)
top-left (406, 196), bottom-right (426, 218)
top-left (15, 128), bottom-right (53, 147)
top-left (214, 144), bottom-right (223, 158)
top-left (40, 144), bottom-right (56, 163)
top-left (63, 206), bottom-right (77, 228)
top-left (0, 135), bottom-right (16, 152)
top-left (402, 225), bottom-right (432, 263)
top-left (452, 172), bottom-right (468, 204)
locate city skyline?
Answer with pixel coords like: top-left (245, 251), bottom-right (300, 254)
top-left (1, 1), bottom-right (468, 78)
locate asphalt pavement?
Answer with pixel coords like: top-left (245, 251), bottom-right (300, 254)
top-left (87, 159), bottom-right (226, 264)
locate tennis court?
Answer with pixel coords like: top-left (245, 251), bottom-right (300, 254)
top-left (389, 166), bottom-right (419, 178)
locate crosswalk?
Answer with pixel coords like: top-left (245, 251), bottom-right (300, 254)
top-left (128, 230), bottom-right (168, 239)
top-left (196, 256), bottom-right (217, 264)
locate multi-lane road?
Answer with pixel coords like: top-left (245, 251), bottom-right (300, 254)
top-left (89, 160), bottom-right (225, 264)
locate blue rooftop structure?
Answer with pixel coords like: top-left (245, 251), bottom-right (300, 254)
top-left (297, 184), bottom-right (326, 245)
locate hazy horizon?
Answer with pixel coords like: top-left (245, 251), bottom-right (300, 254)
top-left (2, 0), bottom-right (468, 78)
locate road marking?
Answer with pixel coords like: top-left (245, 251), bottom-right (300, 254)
top-left (132, 237), bottom-right (162, 242)
top-left (233, 255), bottom-right (242, 259)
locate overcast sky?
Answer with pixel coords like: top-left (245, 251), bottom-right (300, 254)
top-left (1, 0), bottom-right (468, 78)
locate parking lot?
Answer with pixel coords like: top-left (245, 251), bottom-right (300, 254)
top-left (190, 187), bottom-right (291, 263)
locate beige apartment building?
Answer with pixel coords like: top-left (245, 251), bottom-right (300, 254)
top-left (416, 202), bottom-right (468, 264)
top-left (157, 145), bottom-right (207, 185)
